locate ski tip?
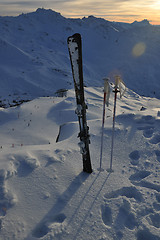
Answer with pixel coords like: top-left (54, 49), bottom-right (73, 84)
top-left (67, 33), bottom-right (81, 42)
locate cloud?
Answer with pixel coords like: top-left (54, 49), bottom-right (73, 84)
top-left (61, 0), bottom-right (160, 23)
top-left (0, 0), bottom-right (159, 24)
top-left (0, 0), bottom-right (70, 16)
top-left (0, 0), bottom-right (73, 5)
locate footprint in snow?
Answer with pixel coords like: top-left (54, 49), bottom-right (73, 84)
top-left (54, 149), bottom-right (66, 162)
top-left (0, 170), bottom-right (16, 218)
top-left (101, 197), bottom-right (138, 233)
top-left (102, 182), bottom-right (160, 239)
top-left (147, 213), bottom-right (160, 228)
top-left (104, 186), bottom-right (143, 202)
top-left (136, 115), bottom-right (155, 139)
top-left (143, 128), bottom-right (154, 138)
top-left (129, 150), bottom-right (140, 165)
top-left (101, 204), bottom-right (112, 227)
top-left (155, 150), bottom-right (160, 162)
top-left (129, 170), bottom-right (151, 182)
top-left (132, 179), bottom-right (160, 193)
top-left (136, 115), bottom-right (155, 125)
top-left (150, 134), bottom-right (160, 144)
top-left (128, 170), bottom-right (160, 196)
top-left (15, 155), bottom-right (40, 177)
top-left (136, 228), bottom-right (160, 240)
top-left (114, 198), bottom-right (138, 231)
top-left (0, 175), bottom-right (6, 217)
top-left (155, 193), bottom-right (160, 203)
top-left (153, 193), bottom-right (160, 211)
top-left (32, 213), bottom-right (66, 238)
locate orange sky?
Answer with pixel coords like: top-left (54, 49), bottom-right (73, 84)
top-left (61, 0), bottom-right (160, 25)
top-left (0, 0), bottom-right (160, 25)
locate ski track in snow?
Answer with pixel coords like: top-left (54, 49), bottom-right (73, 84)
top-left (0, 87), bottom-right (159, 239)
top-left (99, 109), bottom-right (160, 240)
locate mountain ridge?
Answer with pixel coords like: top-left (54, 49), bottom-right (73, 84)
top-left (0, 8), bottom-right (160, 107)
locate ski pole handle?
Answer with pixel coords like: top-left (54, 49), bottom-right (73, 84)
top-left (103, 78), bottom-right (110, 107)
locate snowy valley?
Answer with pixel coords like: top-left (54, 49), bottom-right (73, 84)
top-left (0, 8), bottom-right (160, 240)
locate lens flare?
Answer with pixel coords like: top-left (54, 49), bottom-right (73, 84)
top-left (132, 42), bottom-right (146, 57)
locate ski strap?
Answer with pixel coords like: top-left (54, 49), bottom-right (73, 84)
top-left (103, 78), bottom-right (110, 107)
top-left (114, 75), bottom-right (126, 98)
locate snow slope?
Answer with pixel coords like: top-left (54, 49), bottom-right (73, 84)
top-left (1, 87), bottom-right (160, 239)
top-left (0, 8), bottom-right (160, 240)
top-left (0, 8), bottom-right (160, 107)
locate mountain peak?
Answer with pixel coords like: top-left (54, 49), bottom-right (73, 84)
top-left (131, 19), bottom-right (150, 26)
top-left (35, 8), bottom-right (60, 16)
top-left (20, 8), bottom-right (65, 21)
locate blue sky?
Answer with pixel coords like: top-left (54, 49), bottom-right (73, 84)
top-left (0, 0), bottom-right (159, 24)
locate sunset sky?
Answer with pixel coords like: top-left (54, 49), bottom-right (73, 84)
top-left (0, 0), bottom-right (160, 25)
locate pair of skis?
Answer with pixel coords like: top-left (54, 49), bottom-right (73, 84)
top-left (67, 33), bottom-right (126, 174)
top-left (100, 75), bottom-right (126, 172)
top-left (67, 33), bottom-right (92, 173)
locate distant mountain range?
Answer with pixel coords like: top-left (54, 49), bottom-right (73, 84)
top-left (0, 8), bottom-right (160, 107)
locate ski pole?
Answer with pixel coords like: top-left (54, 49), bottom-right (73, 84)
top-left (99, 78), bottom-right (110, 171)
top-left (108, 76), bottom-right (126, 172)
top-left (109, 76), bottom-right (120, 172)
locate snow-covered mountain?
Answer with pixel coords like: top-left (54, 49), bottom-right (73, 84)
top-left (0, 8), bottom-right (160, 107)
top-left (1, 8), bottom-right (160, 240)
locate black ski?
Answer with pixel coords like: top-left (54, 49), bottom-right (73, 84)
top-left (67, 33), bottom-right (92, 173)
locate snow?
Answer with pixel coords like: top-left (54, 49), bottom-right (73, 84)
top-left (0, 8), bottom-right (160, 240)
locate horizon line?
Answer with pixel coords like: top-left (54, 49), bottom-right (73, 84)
top-left (0, 8), bottom-right (159, 26)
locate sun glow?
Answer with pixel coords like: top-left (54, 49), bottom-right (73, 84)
top-left (152, 1), bottom-right (160, 9)
top-left (132, 42), bottom-right (146, 57)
